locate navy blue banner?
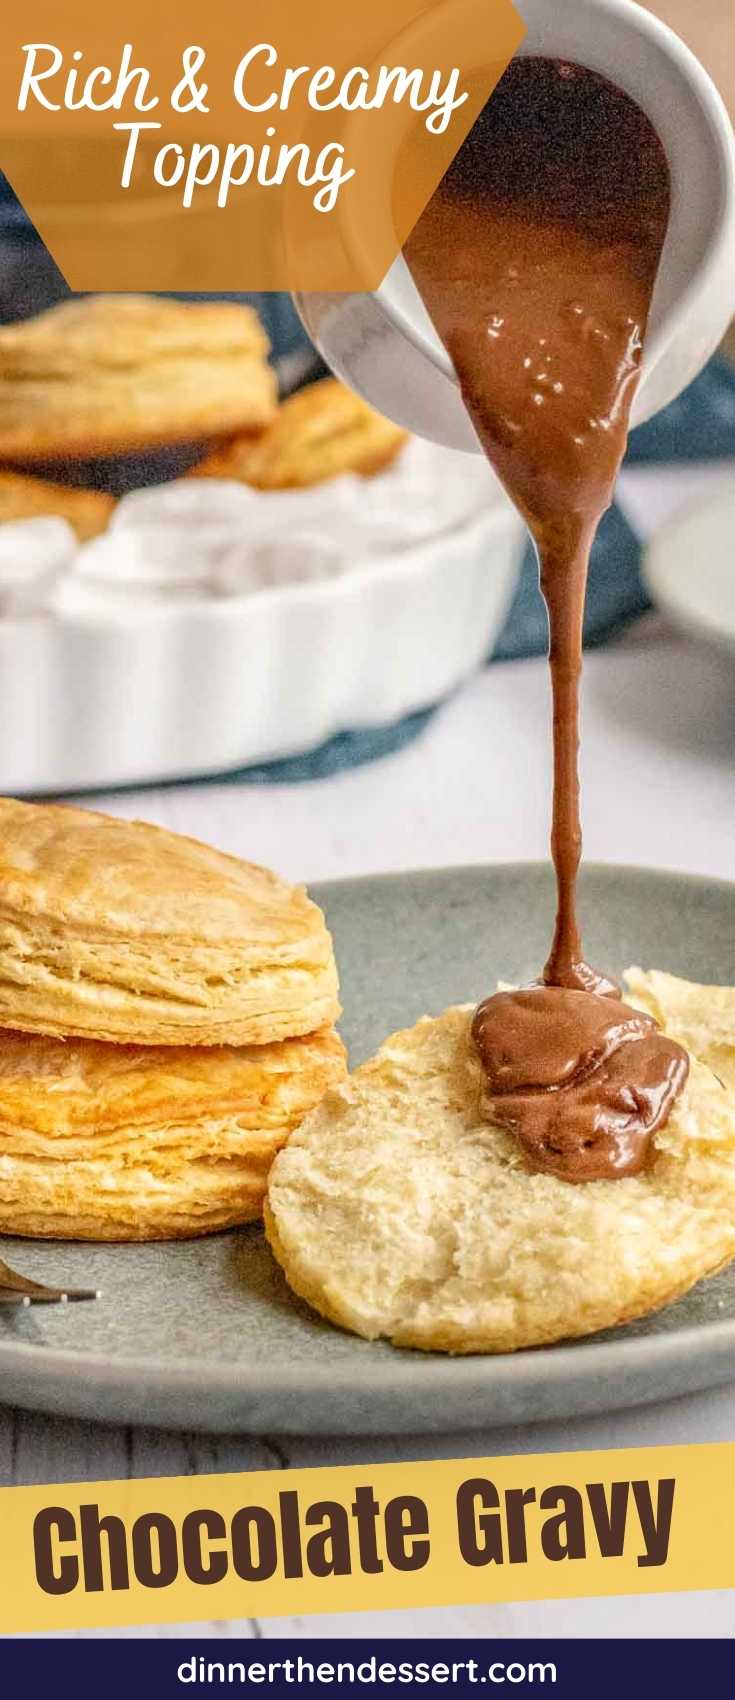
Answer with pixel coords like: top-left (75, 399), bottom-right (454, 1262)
top-left (0, 1638), bottom-right (729, 1695)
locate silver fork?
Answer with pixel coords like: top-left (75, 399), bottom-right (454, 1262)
top-left (0, 1255), bottom-right (100, 1307)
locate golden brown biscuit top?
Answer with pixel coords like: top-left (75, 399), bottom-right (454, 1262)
top-left (194, 376), bottom-right (407, 489)
top-left (0, 1022), bottom-right (345, 1136)
top-left (0, 294), bottom-right (270, 377)
top-left (0, 798), bottom-right (324, 947)
top-left (0, 295), bottom-right (277, 461)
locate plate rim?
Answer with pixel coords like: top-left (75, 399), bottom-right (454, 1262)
top-left (2, 1299), bottom-right (735, 1399)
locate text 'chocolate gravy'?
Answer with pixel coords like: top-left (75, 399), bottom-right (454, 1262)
top-left (404, 57), bottom-right (689, 1182)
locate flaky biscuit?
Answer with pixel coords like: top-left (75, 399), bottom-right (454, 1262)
top-left (626, 967), bottom-right (735, 1091)
top-left (0, 799), bottom-right (339, 1046)
top-left (0, 1023), bottom-right (345, 1240)
top-left (266, 975), bottom-right (735, 1354)
top-left (0, 470), bottom-right (115, 541)
top-left (0, 295), bottom-right (277, 460)
top-left (193, 377), bottom-right (407, 488)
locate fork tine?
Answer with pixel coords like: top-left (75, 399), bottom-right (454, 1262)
top-left (0, 1257), bottom-right (100, 1304)
top-left (1, 1287), bottom-right (99, 1305)
top-left (0, 1284), bottom-right (100, 1305)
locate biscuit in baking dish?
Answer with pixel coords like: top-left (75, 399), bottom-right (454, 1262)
top-left (0, 1023), bottom-right (346, 1241)
top-left (0, 799), bottom-right (339, 1047)
top-left (265, 973), bottom-right (735, 1353)
top-left (193, 377), bottom-right (407, 488)
top-left (0, 470), bottom-right (115, 541)
top-left (0, 295), bottom-right (277, 461)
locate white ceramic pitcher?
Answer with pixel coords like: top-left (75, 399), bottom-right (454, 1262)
top-left (294, 0), bottom-right (735, 451)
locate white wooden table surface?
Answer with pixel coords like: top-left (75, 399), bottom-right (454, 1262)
top-left (6, 463), bottom-right (735, 1640)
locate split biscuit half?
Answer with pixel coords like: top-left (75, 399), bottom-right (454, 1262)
top-left (266, 972), bottom-right (735, 1353)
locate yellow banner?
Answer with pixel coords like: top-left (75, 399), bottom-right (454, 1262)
top-left (0, 0), bottom-right (524, 291)
top-left (2, 1442), bottom-right (734, 1634)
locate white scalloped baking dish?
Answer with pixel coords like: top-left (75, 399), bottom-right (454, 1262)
top-left (0, 499), bottom-right (523, 795)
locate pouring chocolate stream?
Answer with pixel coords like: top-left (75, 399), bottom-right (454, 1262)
top-left (404, 56), bottom-right (689, 1181)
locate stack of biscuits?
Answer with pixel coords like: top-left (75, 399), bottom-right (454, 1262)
top-left (0, 294), bottom-right (407, 531)
top-left (0, 294), bottom-right (278, 465)
top-left (0, 797), bottom-right (345, 1242)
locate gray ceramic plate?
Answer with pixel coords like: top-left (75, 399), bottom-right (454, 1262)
top-left (2, 862), bottom-right (735, 1436)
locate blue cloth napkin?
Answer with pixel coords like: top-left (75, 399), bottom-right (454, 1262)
top-left (493, 503), bottom-right (644, 665)
top-left (626, 355), bottom-right (735, 464)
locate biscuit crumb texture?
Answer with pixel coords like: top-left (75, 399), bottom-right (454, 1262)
top-left (626, 967), bottom-right (735, 1092)
top-left (265, 975), bottom-right (735, 1353)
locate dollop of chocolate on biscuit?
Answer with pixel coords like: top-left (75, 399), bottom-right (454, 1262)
top-left (472, 989), bottom-right (689, 1182)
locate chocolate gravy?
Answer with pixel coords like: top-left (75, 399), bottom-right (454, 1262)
top-left (471, 989), bottom-right (689, 1181)
top-left (404, 57), bottom-right (689, 1181)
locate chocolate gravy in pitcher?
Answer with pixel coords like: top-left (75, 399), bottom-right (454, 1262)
top-left (404, 57), bottom-right (689, 1182)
